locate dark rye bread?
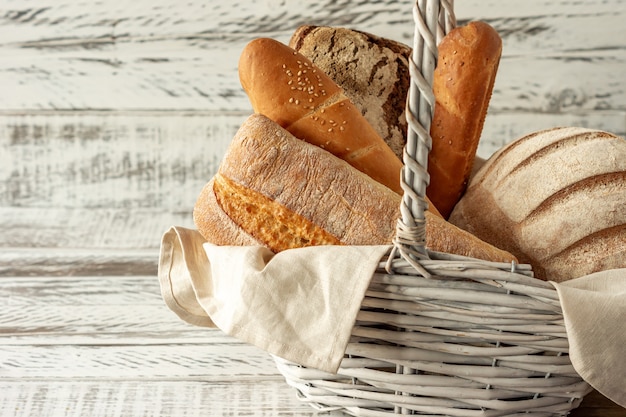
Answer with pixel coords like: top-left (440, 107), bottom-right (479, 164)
top-left (289, 25), bottom-right (411, 160)
top-left (449, 126), bottom-right (626, 282)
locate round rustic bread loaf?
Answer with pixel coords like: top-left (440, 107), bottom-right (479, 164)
top-left (449, 126), bottom-right (626, 282)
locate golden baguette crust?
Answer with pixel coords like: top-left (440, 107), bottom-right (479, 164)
top-left (238, 37), bottom-right (405, 197)
top-left (427, 21), bottom-right (502, 218)
top-left (194, 114), bottom-right (517, 264)
top-left (449, 127), bottom-right (626, 282)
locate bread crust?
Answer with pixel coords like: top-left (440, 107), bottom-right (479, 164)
top-left (427, 21), bottom-right (502, 218)
top-left (449, 127), bottom-right (626, 281)
top-left (195, 114), bottom-right (517, 264)
top-left (193, 177), bottom-right (264, 247)
top-left (289, 25), bottom-right (412, 160)
top-left (217, 114), bottom-right (399, 246)
top-left (238, 37), bottom-right (405, 196)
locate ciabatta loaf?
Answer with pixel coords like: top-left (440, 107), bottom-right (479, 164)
top-left (427, 21), bottom-right (502, 218)
top-left (194, 114), bottom-right (517, 264)
top-left (449, 126), bottom-right (626, 282)
top-left (289, 25), bottom-right (412, 160)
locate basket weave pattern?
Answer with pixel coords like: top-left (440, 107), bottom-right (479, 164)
top-left (274, 1), bottom-right (591, 415)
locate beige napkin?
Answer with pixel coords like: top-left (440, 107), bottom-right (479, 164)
top-left (552, 271), bottom-right (626, 408)
top-left (159, 225), bottom-right (626, 407)
top-left (158, 226), bottom-right (390, 373)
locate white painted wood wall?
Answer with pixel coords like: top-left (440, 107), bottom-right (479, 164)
top-left (1, 0), bottom-right (624, 259)
top-left (1, 1), bottom-right (625, 415)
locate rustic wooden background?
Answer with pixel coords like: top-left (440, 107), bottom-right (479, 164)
top-left (1, 0), bottom-right (624, 415)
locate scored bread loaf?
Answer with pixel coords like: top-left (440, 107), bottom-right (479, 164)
top-left (194, 113), bottom-right (518, 264)
top-left (289, 25), bottom-right (412, 160)
top-left (238, 37), bottom-right (406, 198)
top-left (449, 126), bottom-right (626, 282)
top-left (427, 21), bottom-right (502, 219)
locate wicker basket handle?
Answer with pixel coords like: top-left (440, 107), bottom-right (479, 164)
top-left (391, 0), bottom-right (455, 270)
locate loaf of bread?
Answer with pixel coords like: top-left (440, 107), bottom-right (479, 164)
top-left (449, 126), bottom-right (626, 282)
top-left (289, 25), bottom-right (412, 160)
top-left (238, 37), bottom-right (406, 198)
top-left (427, 21), bottom-right (502, 219)
top-left (194, 113), bottom-right (518, 264)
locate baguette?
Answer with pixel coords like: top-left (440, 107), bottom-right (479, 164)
top-left (427, 21), bottom-right (502, 218)
top-left (238, 37), bottom-right (406, 199)
top-left (194, 114), bottom-right (518, 264)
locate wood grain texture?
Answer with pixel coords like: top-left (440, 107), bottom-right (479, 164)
top-left (0, 381), bottom-right (318, 417)
top-left (1, 1), bottom-right (625, 415)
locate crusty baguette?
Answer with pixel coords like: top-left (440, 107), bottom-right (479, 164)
top-left (450, 126), bottom-right (626, 282)
top-left (238, 37), bottom-right (406, 198)
top-left (427, 21), bottom-right (502, 219)
top-left (289, 25), bottom-right (412, 161)
top-left (194, 113), bottom-right (518, 264)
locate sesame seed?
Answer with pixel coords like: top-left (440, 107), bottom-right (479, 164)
top-left (295, 99), bottom-right (299, 105)
top-left (328, 128), bottom-right (333, 132)
top-left (288, 80), bottom-right (293, 85)
top-left (340, 126), bottom-right (345, 131)
top-left (321, 109), bottom-right (325, 113)
top-left (288, 97), bottom-right (293, 103)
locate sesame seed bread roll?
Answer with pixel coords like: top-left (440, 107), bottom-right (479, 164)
top-left (238, 37), bottom-right (406, 198)
top-left (427, 21), bottom-right (503, 219)
top-left (194, 114), bottom-right (518, 264)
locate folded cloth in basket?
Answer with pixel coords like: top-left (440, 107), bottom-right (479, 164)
top-left (551, 272), bottom-right (626, 408)
top-left (159, 225), bottom-right (626, 408)
top-left (158, 226), bottom-right (389, 373)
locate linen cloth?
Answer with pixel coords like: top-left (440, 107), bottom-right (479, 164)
top-left (158, 225), bottom-right (625, 408)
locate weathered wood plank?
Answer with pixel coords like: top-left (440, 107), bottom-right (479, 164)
top-left (0, 380), bottom-right (318, 417)
top-left (0, 0), bottom-right (624, 115)
top-left (0, 112), bottom-right (244, 211)
top-left (0, 248), bottom-right (158, 276)
top-left (0, 344), bottom-right (283, 379)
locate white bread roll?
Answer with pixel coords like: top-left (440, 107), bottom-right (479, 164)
top-left (449, 126), bottom-right (626, 282)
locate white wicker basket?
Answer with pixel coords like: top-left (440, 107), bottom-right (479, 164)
top-left (273, 1), bottom-right (592, 415)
